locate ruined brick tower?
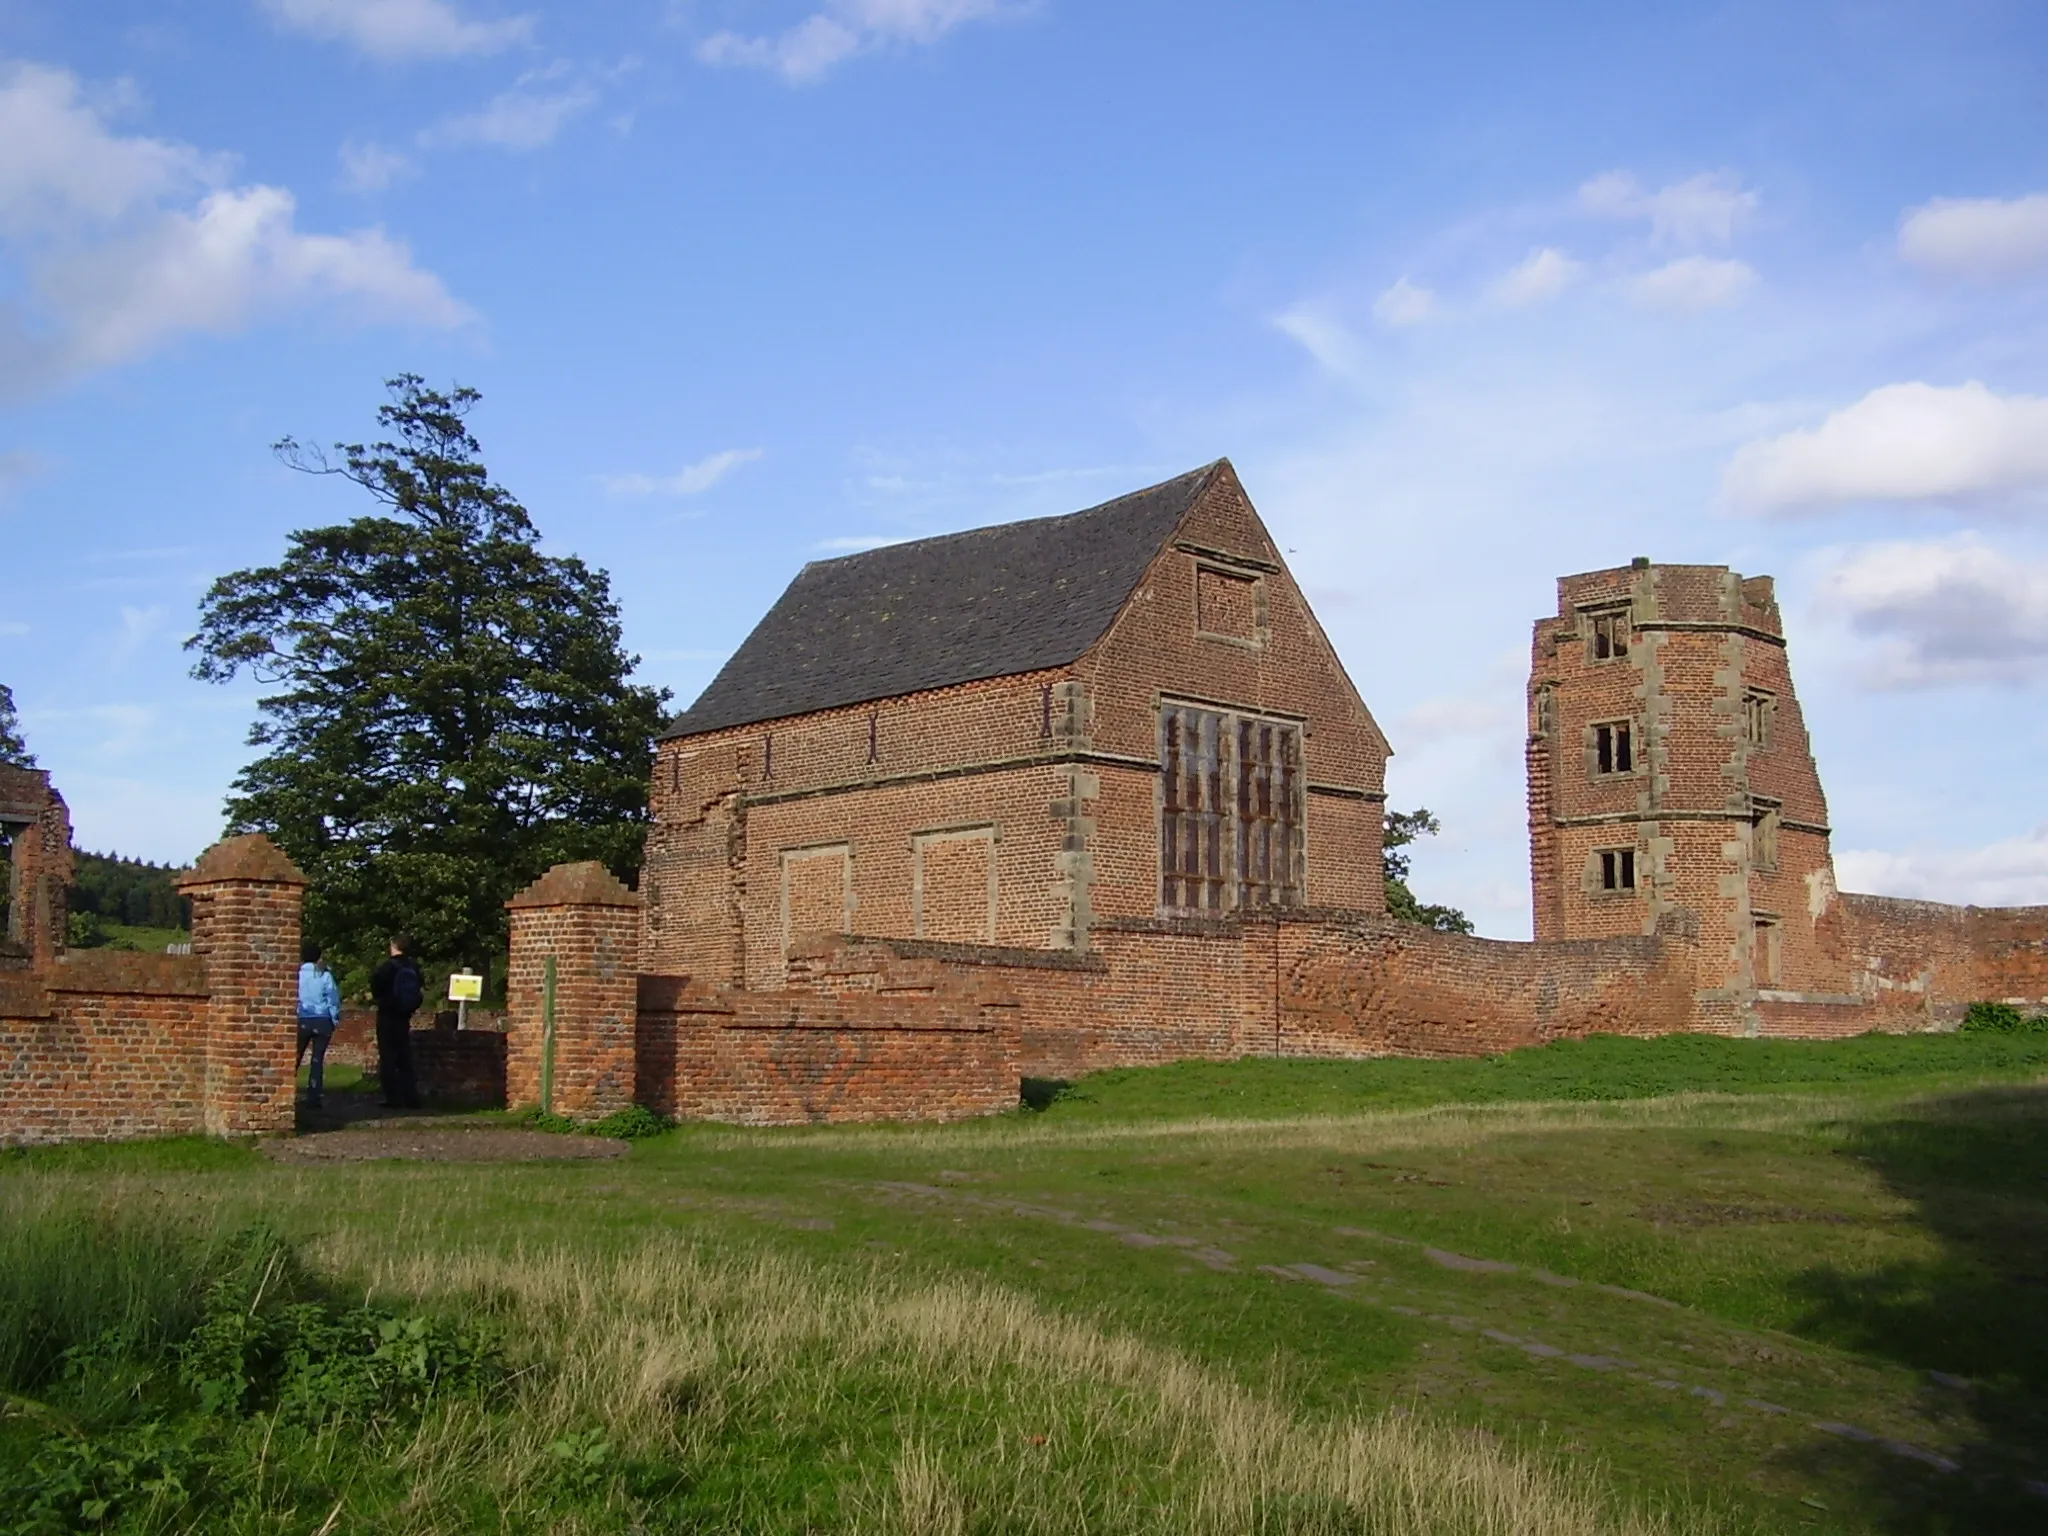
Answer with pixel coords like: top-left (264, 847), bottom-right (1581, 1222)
top-left (1528, 560), bottom-right (1836, 1031)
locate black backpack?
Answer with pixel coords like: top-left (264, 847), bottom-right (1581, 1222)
top-left (392, 961), bottom-right (424, 1015)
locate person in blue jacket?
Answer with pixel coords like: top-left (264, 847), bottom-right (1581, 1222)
top-left (296, 942), bottom-right (343, 1109)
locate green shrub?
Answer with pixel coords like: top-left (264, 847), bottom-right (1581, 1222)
top-left (521, 1104), bottom-right (671, 1139)
top-left (587, 1104), bottom-right (671, 1140)
top-left (1959, 1001), bottom-right (2048, 1034)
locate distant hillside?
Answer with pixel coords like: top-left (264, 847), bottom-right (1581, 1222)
top-left (69, 850), bottom-right (190, 939)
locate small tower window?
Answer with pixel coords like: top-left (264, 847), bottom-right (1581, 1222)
top-left (1744, 689), bottom-right (1775, 747)
top-left (1588, 609), bottom-right (1631, 661)
top-left (1598, 848), bottom-right (1637, 892)
top-left (1592, 720), bottom-right (1634, 776)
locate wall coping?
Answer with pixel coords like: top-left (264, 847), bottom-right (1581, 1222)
top-left (508, 860), bottom-right (640, 910)
top-left (0, 976), bottom-right (54, 1019)
top-left (176, 832), bottom-right (308, 889)
top-left (44, 950), bottom-right (209, 998)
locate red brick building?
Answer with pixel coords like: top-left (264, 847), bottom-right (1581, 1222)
top-left (642, 461), bottom-right (1391, 986)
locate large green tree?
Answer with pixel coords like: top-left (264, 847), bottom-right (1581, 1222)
top-left (188, 376), bottom-right (670, 992)
top-left (1383, 807), bottom-right (1473, 934)
top-left (0, 682), bottom-right (32, 768)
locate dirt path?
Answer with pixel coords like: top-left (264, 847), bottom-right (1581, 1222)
top-left (265, 1090), bottom-right (626, 1163)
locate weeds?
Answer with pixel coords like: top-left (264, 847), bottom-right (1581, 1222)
top-left (1959, 1001), bottom-right (2048, 1034)
top-left (0, 1218), bottom-right (499, 1534)
top-left (520, 1104), bottom-right (672, 1140)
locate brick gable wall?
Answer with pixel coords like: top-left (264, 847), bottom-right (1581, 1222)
top-left (642, 466), bottom-right (1396, 991)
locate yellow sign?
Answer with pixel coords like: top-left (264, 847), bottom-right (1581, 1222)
top-left (447, 972), bottom-right (483, 1003)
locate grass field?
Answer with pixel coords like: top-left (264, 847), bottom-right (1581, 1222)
top-left (75, 922), bottom-right (189, 954)
top-left (6, 1032), bottom-right (2046, 1534)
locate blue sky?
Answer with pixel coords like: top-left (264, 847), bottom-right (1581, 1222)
top-left (2, 0), bottom-right (2045, 937)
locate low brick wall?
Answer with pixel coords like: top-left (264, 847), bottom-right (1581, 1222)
top-left (323, 1008), bottom-right (506, 1106)
top-left (806, 912), bottom-right (1704, 1081)
top-left (1824, 894), bottom-right (2048, 1030)
top-left (636, 955), bottom-right (1020, 1125)
top-left (0, 951), bottom-right (215, 1148)
top-left (412, 1019), bottom-right (507, 1108)
top-left (1276, 911), bottom-right (1701, 1057)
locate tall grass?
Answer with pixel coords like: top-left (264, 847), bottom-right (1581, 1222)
top-left (0, 1208), bottom-right (219, 1394)
top-left (334, 1230), bottom-right (1716, 1535)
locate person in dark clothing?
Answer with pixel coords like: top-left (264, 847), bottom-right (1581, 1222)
top-left (368, 934), bottom-right (425, 1109)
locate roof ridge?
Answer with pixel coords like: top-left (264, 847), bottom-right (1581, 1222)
top-left (800, 461), bottom-right (1224, 573)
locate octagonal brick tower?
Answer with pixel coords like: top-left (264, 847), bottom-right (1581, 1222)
top-left (1527, 559), bottom-right (1840, 1032)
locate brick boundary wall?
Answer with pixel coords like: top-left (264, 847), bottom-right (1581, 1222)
top-left (410, 1018), bottom-right (507, 1108)
top-left (1, 833), bottom-right (307, 1149)
top-left (782, 912), bottom-right (1708, 1083)
top-left (506, 863), bottom-right (640, 1119)
top-left (635, 932), bottom-right (1021, 1125)
top-left (0, 951), bottom-right (211, 1146)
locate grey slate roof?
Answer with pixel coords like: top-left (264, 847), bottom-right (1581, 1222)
top-left (660, 462), bottom-right (1221, 740)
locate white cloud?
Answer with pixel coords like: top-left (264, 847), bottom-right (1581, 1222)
top-left (1898, 192), bottom-right (2048, 283)
top-left (0, 621), bottom-right (26, 636)
top-left (1836, 824), bottom-right (2048, 908)
top-left (1271, 304), bottom-right (1363, 377)
top-left (1371, 276), bottom-right (1436, 328)
top-left (697, 0), bottom-right (1007, 84)
top-left (1579, 169), bottom-right (1758, 246)
top-left (426, 67), bottom-right (597, 149)
top-left (1724, 381), bottom-right (2048, 515)
top-left (1631, 255), bottom-right (1756, 311)
top-left (339, 139), bottom-right (414, 192)
top-left (1488, 246), bottom-right (1584, 306)
top-left (1815, 534), bottom-right (2048, 688)
top-left (0, 63), bottom-right (220, 237)
top-left (0, 60), bottom-right (468, 398)
top-left (601, 447), bottom-right (764, 497)
top-left (260, 0), bottom-right (532, 61)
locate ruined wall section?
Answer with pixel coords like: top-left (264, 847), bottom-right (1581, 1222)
top-left (1, 764), bottom-right (73, 965)
top-left (1536, 558), bottom-right (2048, 1035)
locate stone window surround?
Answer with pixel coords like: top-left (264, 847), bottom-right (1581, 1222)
top-left (1158, 699), bottom-right (1305, 916)
top-left (1587, 844), bottom-right (1639, 896)
top-left (1581, 603), bottom-right (1632, 663)
top-left (1744, 687), bottom-right (1776, 748)
top-left (1586, 718), bottom-right (1637, 779)
top-left (1751, 796), bottom-right (1782, 873)
top-left (1752, 910), bottom-right (1783, 986)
